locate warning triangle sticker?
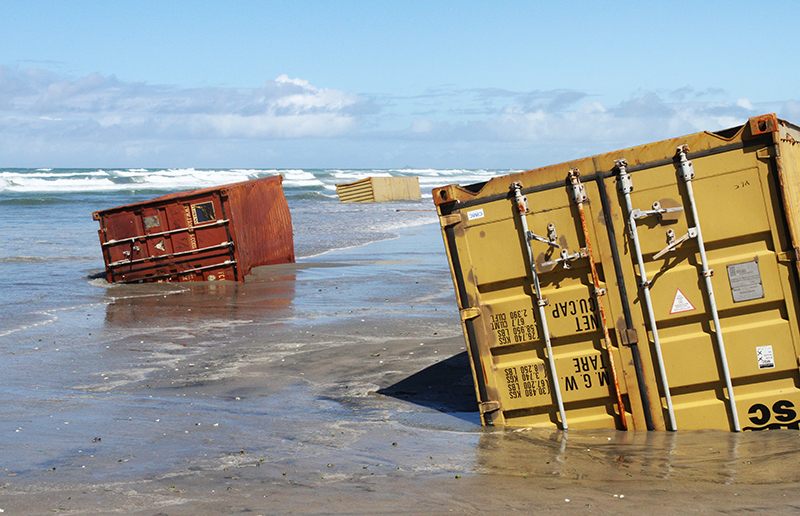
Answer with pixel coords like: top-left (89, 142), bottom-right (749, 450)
top-left (670, 288), bottom-right (696, 314)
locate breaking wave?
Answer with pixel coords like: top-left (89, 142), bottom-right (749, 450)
top-left (0, 167), bottom-right (506, 196)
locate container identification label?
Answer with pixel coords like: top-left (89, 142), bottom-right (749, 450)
top-left (467, 208), bottom-right (485, 221)
top-left (757, 345), bottom-right (775, 369)
top-left (727, 260), bottom-right (764, 302)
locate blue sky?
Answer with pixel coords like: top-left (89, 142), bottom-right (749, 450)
top-left (1, 1), bottom-right (799, 169)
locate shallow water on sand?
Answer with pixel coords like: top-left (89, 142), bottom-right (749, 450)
top-left (2, 219), bottom-right (800, 514)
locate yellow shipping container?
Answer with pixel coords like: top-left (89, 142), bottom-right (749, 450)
top-left (433, 114), bottom-right (800, 432)
top-left (336, 176), bottom-right (421, 202)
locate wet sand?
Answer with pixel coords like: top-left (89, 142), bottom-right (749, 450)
top-left (3, 224), bottom-right (800, 515)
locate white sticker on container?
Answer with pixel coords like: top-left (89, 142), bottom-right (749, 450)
top-left (756, 345), bottom-right (775, 369)
top-left (670, 288), bottom-right (696, 314)
top-left (467, 208), bottom-right (485, 221)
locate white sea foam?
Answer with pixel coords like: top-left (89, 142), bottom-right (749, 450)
top-left (1, 176), bottom-right (119, 192)
top-left (0, 167), bottom-right (506, 194)
top-left (282, 169), bottom-right (324, 187)
top-left (1, 170), bottom-right (109, 178)
top-left (112, 168), bottom-right (256, 186)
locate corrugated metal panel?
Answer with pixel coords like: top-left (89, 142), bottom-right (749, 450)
top-left (93, 175), bottom-right (294, 283)
top-left (336, 178), bottom-right (376, 202)
top-left (433, 114), bottom-right (800, 432)
top-left (336, 177), bottom-right (421, 202)
top-left (222, 177), bottom-right (295, 277)
top-left (774, 117), bottom-right (800, 281)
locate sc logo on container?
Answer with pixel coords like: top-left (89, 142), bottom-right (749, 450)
top-left (748, 400), bottom-right (796, 425)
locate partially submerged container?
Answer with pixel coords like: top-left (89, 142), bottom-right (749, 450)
top-left (433, 114), bottom-right (800, 432)
top-left (93, 175), bottom-right (294, 283)
top-left (335, 176), bottom-right (421, 202)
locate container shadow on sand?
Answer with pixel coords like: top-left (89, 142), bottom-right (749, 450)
top-left (377, 351), bottom-right (478, 416)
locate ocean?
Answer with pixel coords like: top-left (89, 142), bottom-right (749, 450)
top-left (0, 167), bottom-right (505, 337)
top-left (0, 166), bottom-right (491, 481)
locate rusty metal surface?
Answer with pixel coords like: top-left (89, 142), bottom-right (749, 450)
top-left (568, 168), bottom-right (628, 430)
top-left (93, 175), bottom-right (294, 283)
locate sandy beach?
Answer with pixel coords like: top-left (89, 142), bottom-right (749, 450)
top-left (3, 224), bottom-right (800, 515)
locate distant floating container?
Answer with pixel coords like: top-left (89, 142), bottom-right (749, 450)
top-left (433, 114), bottom-right (800, 432)
top-left (335, 176), bottom-right (421, 202)
top-left (93, 175), bottom-right (294, 283)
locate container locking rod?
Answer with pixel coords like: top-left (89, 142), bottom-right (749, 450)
top-left (568, 169), bottom-right (628, 430)
top-left (510, 181), bottom-right (568, 431)
top-left (102, 219), bottom-right (230, 246)
top-left (676, 146), bottom-right (740, 432)
top-left (616, 160), bottom-right (677, 430)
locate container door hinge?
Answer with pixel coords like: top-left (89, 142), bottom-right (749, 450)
top-left (460, 307), bottom-right (481, 321)
top-left (756, 147), bottom-right (776, 160)
top-left (618, 328), bottom-right (639, 347)
top-left (778, 248), bottom-right (800, 263)
top-left (439, 213), bottom-right (462, 227)
top-left (479, 400), bottom-right (501, 414)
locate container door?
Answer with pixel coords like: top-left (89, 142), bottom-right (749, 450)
top-left (98, 193), bottom-right (238, 283)
top-left (440, 176), bottom-right (633, 430)
top-left (178, 195), bottom-right (238, 281)
top-left (616, 143), bottom-right (800, 431)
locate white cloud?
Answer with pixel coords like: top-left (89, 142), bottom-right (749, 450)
top-left (0, 66), bottom-right (361, 140)
top-left (275, 74), bottom-right (309, 87)
top-left (737, 98), bottom-right (754, 110)
top-left (189, 112), bottom-right (356, 139)
top-left (0, 66), bottom-right (796, 167)
top-left (394, 88), bottom-right (772, 149)
top-left (410, 118), bottom-right (434, 133)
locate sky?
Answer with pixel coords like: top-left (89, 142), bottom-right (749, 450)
top-left (1, 0), bottom-right (799, 169)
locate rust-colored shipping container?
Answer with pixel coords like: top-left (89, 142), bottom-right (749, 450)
top-left (93, 175), bottom-right (294, 283)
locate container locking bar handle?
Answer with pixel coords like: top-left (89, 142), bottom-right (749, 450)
top-left (653, 227), bottom-right (697, 260)
top-left (510, 181), bottom-right (568, 431)
top-left (568, 169), bottom-right (628, 430)
top-left (616, 159), bottom-right (678, 431)
top-left (541, 246), bottom-right (588, 269)
top-left (676, 146), bottom-right (740, 432)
